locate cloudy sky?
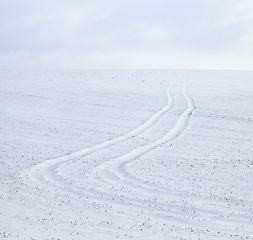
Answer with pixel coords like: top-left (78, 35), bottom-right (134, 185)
top-left (0, 0), bottom-right (253, 70)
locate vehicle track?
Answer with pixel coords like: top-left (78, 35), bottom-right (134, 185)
top-left (16, 73), bottom-right (253, 239)
top-left (19, 78), bottom-right (200, 216)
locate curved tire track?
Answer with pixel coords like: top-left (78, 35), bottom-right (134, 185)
top-left (20, 79), bottom-right (196, 211)
top-left (92, 80), bottom-right (196, 185)
top-left (17, 76), bottom-right (253, 239)
top-left (20, 79), bottom-right (175, 184)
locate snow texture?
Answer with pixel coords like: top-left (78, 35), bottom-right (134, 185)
top-left (0, 70), bottom-right (253, 239)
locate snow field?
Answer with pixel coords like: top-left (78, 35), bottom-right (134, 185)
top-left (0, 70), bottom-right (253, 239)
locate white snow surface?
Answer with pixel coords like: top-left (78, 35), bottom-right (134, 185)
top-left (0, 69), bottom-right (253, 239)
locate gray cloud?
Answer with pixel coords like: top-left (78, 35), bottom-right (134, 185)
top-left (0, 0), bottom-right (253, 69)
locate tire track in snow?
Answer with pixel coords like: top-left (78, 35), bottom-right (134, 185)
top-left (20, 79), bottom-right (175, 183)
top-left (84, 80), bottom-right (197, 203)
top-left (19, 78), bottom-right (176, 208)
top-left (19, 78), bottom-right (183, 212)
top-left (17, 76), bottom-right (253, 239)
top-left (21, 79), bottom-right (194, 208)
top-left (22, 79), bottom-right (237, 232)
top-left (92, 80), bottom-right (196, 185)
top-left (17, 78), bottom-right (191, 235)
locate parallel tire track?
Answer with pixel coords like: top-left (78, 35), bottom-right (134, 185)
top-left (17, 76), bottom-right (253, 239)
top-left (20, 79), bottom-right (175, 184)
top-left (19, 79), bottom-right (199, 219)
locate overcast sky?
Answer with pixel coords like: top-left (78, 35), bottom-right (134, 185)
top-left (0, 0), bottom-right (253, 70)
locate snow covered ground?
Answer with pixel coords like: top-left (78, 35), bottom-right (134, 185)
top-left (0, 69), bottom-right (253, 239)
